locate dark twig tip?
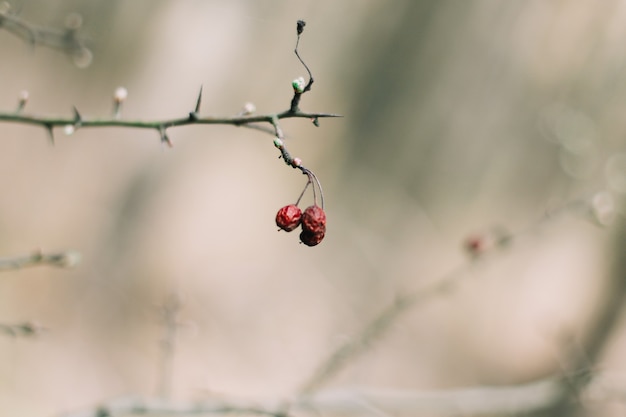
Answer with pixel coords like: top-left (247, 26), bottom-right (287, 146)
top-left (297, 20), bottom-right (306, 35)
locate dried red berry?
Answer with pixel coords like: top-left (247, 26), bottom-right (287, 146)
top-left (300, 229), bottom-right (325, 246)
top-left (301, 205), bottom-right (326, 235)
top-left (275, 204), bottom-right (302, 232)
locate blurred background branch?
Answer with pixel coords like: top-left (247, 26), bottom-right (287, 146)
top-left (0, 250), bottom-right (80, 271)
top-left (57, 372), bottom-right (626, 417)
top-left (0, 321), bottom-right (44, 337)
top-left (0, 2), bottom-right (90, 66)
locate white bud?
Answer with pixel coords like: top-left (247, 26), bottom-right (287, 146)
top-left (64, 125), bottom-right (75, 136)
top-left (242, 102), bottom-right (256, 115)
top-left (114, 87), bottom-right (128, 103)
top-left (292, 77), bottom-right (306, 93)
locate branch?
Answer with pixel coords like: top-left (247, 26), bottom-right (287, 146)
top-left (54, 378), bottom-right (566, 417)
top-left (56, 370), bottom-right (626, 417)
top-left (0, 321), bottom-right (45, 337)
top-left (2, 80), bottom-right (340, 146)
top-left (155, 293), bottom-right (182, 399)
top-left (58, 397), bottom-right (287, 417)
top-left (0, 108), bottom-right (340, 137)
top-left (0, 249), bottom-right (81, 271)
top-left (298, 380), bottom-right (566, 416)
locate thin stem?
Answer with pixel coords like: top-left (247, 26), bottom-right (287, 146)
top-left (307, 171), bottom-right (317, 206)
top-left (295, 176), bottom-right (312, 206)
top-left (295, 20), bottom-right (313, 91)
top-left (305, 168), bottom-right (324, 209)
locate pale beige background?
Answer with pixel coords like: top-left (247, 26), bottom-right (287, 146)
top-left (0, 1), bottom-right (625, 416)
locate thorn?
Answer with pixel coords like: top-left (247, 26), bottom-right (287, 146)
top-left (312, 117), bottom-right (319, 127)
top-left (189, 86), bottom-right (203, 120)
top-left (45, 125), bottom-right (55, 145)
top-left (194, 85), bottom-right (203, 114)
top-left (159, 126), bottom-right (172, 148)
top-left (297, 20), bottom-right (306, 35)
top-left (72, 106), bottom-right (82, 127)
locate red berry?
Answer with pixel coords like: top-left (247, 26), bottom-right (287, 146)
top-left (463, 234), bottom-right (486, 257)
top-left (275, 205), bottom-right (302, 232)
top-left (301, 205), bottom-right (326, 235)
top-left (300, 229), bottom-right (325, 246)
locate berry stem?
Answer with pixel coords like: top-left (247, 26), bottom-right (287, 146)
top-left (300, 167), bottom-right (324, 209)
top-left (295, 176), bottom-right (311, 206)
top-left (293, 168), bottom-right (325, 209)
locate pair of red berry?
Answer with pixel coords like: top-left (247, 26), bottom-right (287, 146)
top-left (276, 204), bottom-right (326, 246)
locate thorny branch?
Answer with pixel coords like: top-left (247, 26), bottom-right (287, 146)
top-left (0, 19), bottom-right (339, 146)
top-left (0, 107), bottom-right (340, 144)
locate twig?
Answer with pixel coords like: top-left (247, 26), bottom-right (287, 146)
top-left (0, 6), bottom-right (89, 58)
top-left (290, 20), bottom-right (314, 113)
top-left (58, 397), bottom-right (288, 417)
top-left (57, 370), bottom-right (626, 417)
top-left (0, 249), bottom-right (80, 271)
top-left (156, 293), bottom-right (182, 399)
top-left (298, 380), bottom-right (566, 416)
top-left (298, 264), bottom-right (469, 395)
top-left (0, 321), bottom-right (45, 337)
top-left (53, 378), bottom-right (565, 417)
